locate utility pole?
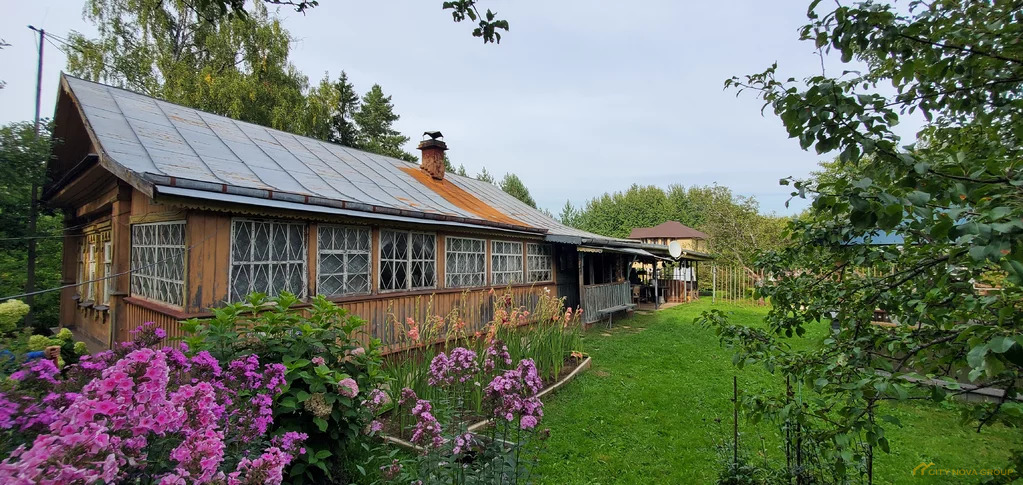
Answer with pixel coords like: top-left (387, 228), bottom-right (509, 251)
top-left (25, 25), bottom-right (45, 329)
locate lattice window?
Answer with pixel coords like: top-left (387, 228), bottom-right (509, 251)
top-left (380, 230), bottom-right (435, 291)
top-left (445, 237), bottom-right (485, 288)
top-left (490, 240), bottom-right (523, 286)
top-left (230, 219), bottom-right (307, 301)
top-left (527, 243), bottom-right (553, 282)
top-left (317, 225), bottom-right (371, 297)
top-left (131, 221), bottom-right (186, 306)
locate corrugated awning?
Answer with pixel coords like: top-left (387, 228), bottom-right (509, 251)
top-left (579, 245), bottom-right (672, 261)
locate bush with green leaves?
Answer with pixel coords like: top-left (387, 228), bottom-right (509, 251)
top-left (710, 0), bottom-right (1023, 480)
top-left (182, 293), bottom-right (385, 484)
top-left (0, 300), bottom-right (29, 335)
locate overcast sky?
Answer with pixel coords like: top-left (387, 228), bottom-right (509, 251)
top-left (1, 0), bottom-right (923, 216)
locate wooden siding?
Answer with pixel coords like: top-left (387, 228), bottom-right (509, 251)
top-left (121, 284), bottom-right (554, 354)
top-left (124, 299), bottom-right (189, 342)
top-left (186, 212), bottom-right (231, 312)
top-left (62, 188), bottom-right (561, 351)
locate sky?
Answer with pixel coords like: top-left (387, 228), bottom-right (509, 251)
top-left (1, 0), bottom-right (923, 216)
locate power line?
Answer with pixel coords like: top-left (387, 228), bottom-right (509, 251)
top-left (0, 221), bottom-right (220, 301)
top-left (0, 221), bottom-right (112, 241)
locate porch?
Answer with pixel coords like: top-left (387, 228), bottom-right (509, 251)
top-left (572, 244), bottom-right (710, 325)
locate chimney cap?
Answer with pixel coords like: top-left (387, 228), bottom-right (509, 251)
top-left (423, 130), bottom-right (444, 140)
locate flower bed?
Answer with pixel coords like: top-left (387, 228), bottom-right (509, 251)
top-left (0, 294), bottom-right (388, 484)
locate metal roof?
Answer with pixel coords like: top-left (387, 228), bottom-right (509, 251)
top-left (628, 221), bottom-right (709, 240)
top-left (58, 74), bottom-right (629, 243)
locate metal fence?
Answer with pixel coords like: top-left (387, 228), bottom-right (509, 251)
top-left (709, 264), bottom-right (765, 304)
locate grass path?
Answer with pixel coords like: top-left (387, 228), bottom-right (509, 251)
top-left (535, 300), bottom-right (1020, 484)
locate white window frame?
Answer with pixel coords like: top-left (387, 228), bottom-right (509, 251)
top-left (76, 241), bottom-right (85, 298)
top-left (229, 219), bottom-right (308, 302)
top-left (527, 243), bottom-right (553, 283)
top-left (316, 224), bottom-right (372, 297)
top-left (130, 221), bottom-right (186, 307)
top-left (85, 243), bottom-right (97, 302)
top-left (445, 236), bottom-right (486, 288)
top-left (101, 241), bottom-right (113, 305)
top-left (490, 240), bottom-right (524, 286)
top-left (379, 229), bottom-right (436, 292)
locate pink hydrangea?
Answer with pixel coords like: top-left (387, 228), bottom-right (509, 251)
top-left (338, 378), bottom-right (359, 398)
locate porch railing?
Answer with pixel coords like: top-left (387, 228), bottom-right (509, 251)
top-left (581, 281), bottom-right (631, 324)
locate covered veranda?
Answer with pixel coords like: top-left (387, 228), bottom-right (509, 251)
top-left (575, 243), bottom-right (712, 325)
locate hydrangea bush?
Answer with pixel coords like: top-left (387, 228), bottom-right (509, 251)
top-left (182, 293), bottom-right (385, 483)
top-left (0, 300), bottom-right (30, 335)
top-left (0, 323), bottom-right (306, 484)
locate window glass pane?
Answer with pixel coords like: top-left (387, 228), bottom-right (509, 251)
top-left (380, 230), bottom-right (435, 290)
top-left (230, 219), bottom-right (307, 301)
top-left (317, 225), bottom-right (371, 296)
top-left (491, 240), bottom-right (523, 286)
top-left (130, 221), bottom-right (186, 306)
top-left (527, 243), bottom-right (553, 282)
top-left (445, 237), bottom-right (486, 288)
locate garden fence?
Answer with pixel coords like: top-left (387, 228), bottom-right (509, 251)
top-left (708, 264), bottom-right (766, 305)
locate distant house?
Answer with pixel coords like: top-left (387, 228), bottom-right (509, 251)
top-left (42, 74), bottom-right (703, 349)
top-left (627, 221), bottom-right (712, 303)
top-left (628, 221), bottom-right (709, 252)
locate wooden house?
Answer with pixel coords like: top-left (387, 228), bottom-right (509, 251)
top-left (628, 221), bottom-right (712, 302)
top-left (628, 221), bottom-right (709, 252)
top-left (43, 75), bottom-right (688, 349)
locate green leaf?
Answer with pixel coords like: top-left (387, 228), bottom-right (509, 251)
top-left (988, 336), bottom-right (1016, 354)
top-left (314, 417), bottom-right (328, 432)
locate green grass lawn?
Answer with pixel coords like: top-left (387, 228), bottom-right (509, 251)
top-left (535, 300), bottom-right (1020, 484)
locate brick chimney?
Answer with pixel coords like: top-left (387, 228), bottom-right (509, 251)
top-left (418, 131), bottom-right (447, 180)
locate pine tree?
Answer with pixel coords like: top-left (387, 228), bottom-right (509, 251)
top-left (354, 84), bottom-right (416, 162)
top-left (456, 164), bottom-right (467, 177)
top-left (499, 173), bottom-right (537, 208)
top-left (329, 71), bottom-right (361, 147)
top-left (476, 167), bottom-right (495, 184)
top-left (559, 200), bottom-right (580, 227)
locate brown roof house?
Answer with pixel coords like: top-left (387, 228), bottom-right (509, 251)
top-left (628, 221), bottom-right (709, 252)
top-left (42, 75), bottom-right (709, 349)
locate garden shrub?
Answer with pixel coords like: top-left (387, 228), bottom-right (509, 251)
top-left (182, 293), bottom-right (386, 483)
top-left (0, 323), bottom-right (306, 483)
top-left (0, 300), bottom-right (29, 335)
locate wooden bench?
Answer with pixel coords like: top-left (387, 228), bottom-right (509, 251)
top-left (597, 303), bottom-right (636, 328)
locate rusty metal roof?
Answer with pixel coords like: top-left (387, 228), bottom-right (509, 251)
top-left (60, 75), bottom-right (645, 244)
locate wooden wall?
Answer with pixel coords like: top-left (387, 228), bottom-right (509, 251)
top-left (109, 204), bottom-right (559, 353)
